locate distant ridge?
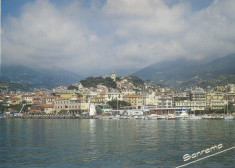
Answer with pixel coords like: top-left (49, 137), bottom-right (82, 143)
top-left (0, 65), bottom-right (84, 89)
top-left (133, 54), bottom-right (235, 89)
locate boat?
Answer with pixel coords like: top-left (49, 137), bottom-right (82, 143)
top-left (167, 114), bottom-right (176, 120)
top-left (224, 101), bottom-right (234, 120)
top-left (134, 116), bottom-right (142, 119)
top-left (202, 114), bottom-right (213, 119)
top-left (202, 114), bottom-right (223, 120)
top-left (112, 115), bottom-right (120, 119)
top-left (0, 114), bottom-right (6, 119)
top-left (177, 112), bottom-right (189, 120)
top-left (148, 114), bottom-right (158, 120)
top-left (101, 116), bottom-right (111, 120)
top-left (157, 115), bottom-right (166, 119)
top-left (189, 114), bottom-right (202, 120)
top-left (224, 115), bottom-right (234, 120)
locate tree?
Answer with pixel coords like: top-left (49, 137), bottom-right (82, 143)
top-left (0, 103), bottom-right (6, 114)
top-left (80, 76), bottom-right (117, 88)
top-left (68, 85), bottom-right (78, 90)
top-left (107, 100), bottom-right (131, 110)
top-left (128, 76), bottom-right (145, 87)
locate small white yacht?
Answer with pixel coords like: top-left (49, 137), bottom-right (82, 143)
top-left (189, 114), bottom-right (202, 120)
top-left (148, 114), bottom-right (158, 120)
top-left (224, 115), bottom-right (234, 120)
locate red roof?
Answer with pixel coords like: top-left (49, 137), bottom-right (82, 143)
top-left (22, 95), bottom-right (34, 97)
top-left (123, 94), bottom-right (141, 98)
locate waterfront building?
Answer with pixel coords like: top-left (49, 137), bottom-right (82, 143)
top-left (29, 104), bottom-right (54, 114)
top-left (157, 96), bottom-right (173, 108)
top-left (189, 87), bottom-right (206, 111)
top-left (190, 87), bottom-right (206, 102)
top-left (123, 94), bottom-right (142, 107)
top-left (144, 107), bottom-right (188, 115)
top-left (53, 97), bottom-right (90, 115)
top-left (54, 98), bottom-right (82, 114)
top-left (206, 92), bottom-right (226, 110)
top-left (175, 100), bottom-right (206, 111)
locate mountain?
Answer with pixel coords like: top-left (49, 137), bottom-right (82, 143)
top-left (133, 54), bottom-right (235, 89)
top-left (0, 80), bottom-right (34, 92)
top-left (0, 65), bottom-right (84, 89)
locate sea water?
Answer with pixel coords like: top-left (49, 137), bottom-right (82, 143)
top-left (0, 119), bottom-right (234, 168)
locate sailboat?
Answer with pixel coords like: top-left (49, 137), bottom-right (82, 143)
top-left (224, 99), bottom-right (234, 120)
top-left (224, 115), bottom-right (234, 120)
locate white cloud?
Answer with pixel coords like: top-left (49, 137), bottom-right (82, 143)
top-left (2, 0), bottom-right (235, 75)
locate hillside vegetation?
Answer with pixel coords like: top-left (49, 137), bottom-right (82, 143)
top-left (80, 76), bottom-right (117, 88)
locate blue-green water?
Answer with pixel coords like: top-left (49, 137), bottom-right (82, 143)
top-left (0, 119), bottom-right (234, 168)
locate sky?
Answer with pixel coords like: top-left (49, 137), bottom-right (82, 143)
top-left (1, 0), bottom-right (235, 76)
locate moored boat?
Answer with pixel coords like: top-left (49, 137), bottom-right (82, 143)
top-left (189, 114), bottom-right (202, 120)
top-left (224, 115), bottom-right (234, 120)
top-left (167, 114), bottom-right (176, 120)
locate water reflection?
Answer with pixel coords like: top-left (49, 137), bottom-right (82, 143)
top-left (0, 119), bottom-right (234, 167)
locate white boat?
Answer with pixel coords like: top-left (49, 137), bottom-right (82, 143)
top-left (134, 116), bottom-right (142, 119)
top-left (101, 116), bottom-right (111, 119)
top-left (189, 114), bottom-right (202, 120)
top-left (202, 114), bottom-right (213, 119)
top-left (178, 112), bottom-right (189, 120)
top-left (224, 115), bottom-right (234, 120)
top-left (148, 114), bottom-right (158, 120)
top-left (224, 102), bottom-right (234, 120)
top-left (0, 114), bottom-right (6, 119)
top-left (157, 115), bottom-right (166, 119)
top-left (112, 115), bottom-right (120, 119)
top-left (167, 114), bottom-right (176, 120)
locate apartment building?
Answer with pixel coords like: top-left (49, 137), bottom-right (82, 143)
top-left (54, 98), bottom-right (89, 114)
top-left (123, 94), bottom-right (142, 107)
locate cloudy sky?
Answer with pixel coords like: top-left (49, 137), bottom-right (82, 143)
top-left (1, 0), bottom-right (235, 76)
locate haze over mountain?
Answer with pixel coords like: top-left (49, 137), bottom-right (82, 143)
top-left (133, 54), bottom-right (235, 89)
top-left (0, 65), bottom-right (84, 89)
top-left (1, 54), bottom-right (234, 90)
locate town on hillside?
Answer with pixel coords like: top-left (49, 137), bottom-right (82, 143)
top-left (0, 73), bottom-right (235, 119)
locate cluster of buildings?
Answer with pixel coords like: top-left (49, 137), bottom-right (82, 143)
top-left (1, 73), bottom-right (235, 115)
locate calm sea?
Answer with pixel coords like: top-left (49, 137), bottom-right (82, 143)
top-left (0, 119), bottom-right (234, 168)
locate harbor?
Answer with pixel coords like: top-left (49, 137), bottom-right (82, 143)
top-left (2, 111), bottom-right (233, 120)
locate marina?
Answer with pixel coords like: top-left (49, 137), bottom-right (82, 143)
top-left (1, 112), bottom-right (233, 120)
